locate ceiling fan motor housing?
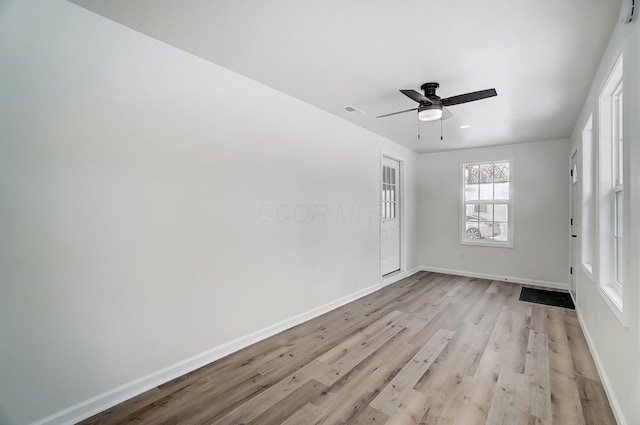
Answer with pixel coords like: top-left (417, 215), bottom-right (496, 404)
top-left (421, 82), bottom-right (440, 100)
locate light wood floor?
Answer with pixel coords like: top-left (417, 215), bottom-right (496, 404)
top-left (79, 272), bottom-right (616, 425)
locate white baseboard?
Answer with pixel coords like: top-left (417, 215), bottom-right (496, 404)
top-left (419, 266), bottom-right (568, 291)
top-left (31, 283), bottom-right (382, 425)
top-left (574, 307), bottom-right (628, 425)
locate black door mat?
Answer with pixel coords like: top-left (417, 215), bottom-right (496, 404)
top-left (519, 287), bottom-right (575, 309)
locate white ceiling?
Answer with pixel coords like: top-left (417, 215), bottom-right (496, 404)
top-left (70, 0), bottom-right (620, 153)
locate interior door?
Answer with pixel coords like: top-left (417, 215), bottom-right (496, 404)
top-left (570, 152), bottom-right (579, 299)
top-left (381, 157), bottom-right (401, 276)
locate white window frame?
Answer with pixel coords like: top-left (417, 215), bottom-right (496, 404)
top-left (460, 159), bottom-right (515, 248)
top-left (597, 54), bottom-right (624, 318)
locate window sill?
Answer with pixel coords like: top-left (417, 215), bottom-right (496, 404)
top-left (599, 283), bottom-right (626, 326)
top-left (581, 263), bottom-right (593, 280)
top-left (460, 240), bottom-right (514, 248)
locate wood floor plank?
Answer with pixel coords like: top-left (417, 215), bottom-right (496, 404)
top-left (550, 372), bottom-right (586, 425)
top-left (565, 314), bottom-right (600, 381)
top-left (575, 375), bottom-right (617, 425)
top-left (210, 360), bottom-right (333, 425)
top-left (79, 272), bottom-right (616, 425)
top-left (384, 389), bottom-right (436, 425)
top-left (247, 379), bottom-right (327, 425)
top-left (524, 329), bottom-right (552, 422)
top-left (316, 313), bottom-right (407, 386)
top-left (486, 370), bottom-right (529, 425)
top-left (452, 349), bottom-right (501, 425)
top-left (486, 305), bottom-right (530, 375)
top-left (314, 338), bottom-right (417, 424)
top-left (309, 308), bottom-right (425, 424)
top-left (370, 328), bottom-right (454, 416)
top-left (280, 402), bottom-right (324, 425)
top-left (518, 411), bottom-right (551, 425)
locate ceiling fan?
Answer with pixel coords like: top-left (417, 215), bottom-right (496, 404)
top-left (377, 82), bottom-right (497, 121)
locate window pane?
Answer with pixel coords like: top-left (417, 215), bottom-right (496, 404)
top-left (479, 164), bottom-right (493, 183)
top-left (495, 222), bottom-right (508, 241)
top-left (614, 190), bottom-right (623, 285)
top-left (465, 164), bottom-right (479, 184)
top-left (479, 183), bottom-right (493, 200)
top-left (616, 237), bottom-right (623, 284)
top-left (615, 190), bottom-right (623, 236)
top-left (615, 89), bottom-right (623, 187)
top-left (464, 210), bottom-right (503, 241)
top-left (478, 203), bottom-right (493, 222)
top-left (494, 162), bottom-right (509, 182)
top-left (494, 182), bottom-right (509, 200)
top-left (465, 222), bottom-right (481, 239)
top-left (474, 204), bottom-right (488, 213)
top-left (465, 208), bottom-right (481, 240)
top-left (390, 168), bottom-right (396, 185)
top-left (465, 184), bottom-right (479, 201)
top-left (494, 204), bottom-right (508, 223)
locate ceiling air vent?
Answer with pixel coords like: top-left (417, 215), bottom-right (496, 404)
top-left (343, 105), bottom-right (365, 115)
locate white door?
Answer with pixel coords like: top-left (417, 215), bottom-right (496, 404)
top-left (570, 152), bottom-right (579, 298)
top-left (381, 157), bottom-right (400, 276)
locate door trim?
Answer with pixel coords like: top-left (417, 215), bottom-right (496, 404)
top-left (569, 149), bottom-right (578, 299)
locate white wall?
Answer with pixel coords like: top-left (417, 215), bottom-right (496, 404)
top-left (417, 140), bottom-right (571, 288)
top-left (0, 1), bottom-right (419, 423)
top-left (568, 13), bottom-right (640, 425)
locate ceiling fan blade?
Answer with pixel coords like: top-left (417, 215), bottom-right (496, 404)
top-left (441, 88), bottom-right (497, 107)
top-left (441, 107), bottom-right (453, 120)
top-left (400, 89), bottom-right (431, 104)
top-left (376, 107), bottom-right (419, 118)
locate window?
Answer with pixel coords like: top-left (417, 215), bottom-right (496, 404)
top-left (382, 165), bottom-right (397, 220)
top-left (461, 160), bottom-right (514, 247)
top-left (581, 115), bottom-right (593, 274)
top-left (597, 54), bottom-right (624, 314)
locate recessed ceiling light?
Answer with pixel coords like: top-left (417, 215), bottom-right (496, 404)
top-left (459, 124), bottom-right (471, 129)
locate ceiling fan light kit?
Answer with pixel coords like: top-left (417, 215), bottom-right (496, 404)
top-left (418, 104), bottom-right (443, 121)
